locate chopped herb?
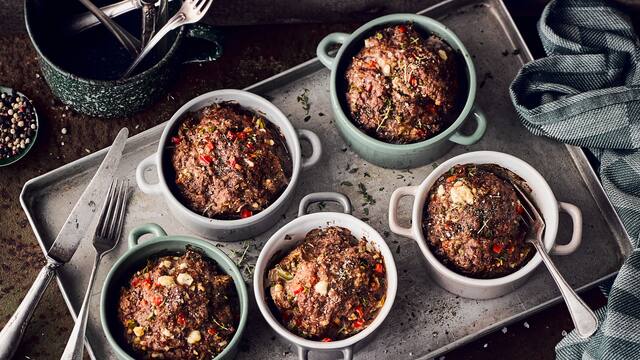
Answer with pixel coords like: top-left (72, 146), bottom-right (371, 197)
top-left (348, 167), bottom-right (359, 174)
top-left (303, 115), bottom-right (311, 122)
top-left (361, 217), bottom-right (370, 222)
top-left (363, 208), bottom-right (369, 215)
top-left (364, 172), bottom-right (371, 177)
top-left (341, 181), bottom-right (353, 187)
top-left (431, 162), bottom-right (439, 170)
top-left (375, 32), bottom-right (383, 40)
top-left (378, 187), bottom-right (385, 191)
top-left (317, 201), bottom-right (326, 210)
top-left (357, 183), bottom-right (376, 205)
top-left (318, 112), bottom-right (325, 117)
top-left (297, 88), bottom-right (311, 115)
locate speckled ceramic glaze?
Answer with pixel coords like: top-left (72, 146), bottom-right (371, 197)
top-left (317, 14), bottom-right (487, 169)
top-left (24, 0), bottom-right (222, 118)
top-left (101, 223), bottom-right (248, 359)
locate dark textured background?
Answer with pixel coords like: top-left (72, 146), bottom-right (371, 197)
top-left (0, 0), bottom-right (628, 358)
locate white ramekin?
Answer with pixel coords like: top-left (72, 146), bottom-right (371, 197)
top-left (254, 192), bottom-right (398, 360)
top-left (136, 89), bottom-right (322, 241)
top-left (388, 151), bottom-right (583, 299)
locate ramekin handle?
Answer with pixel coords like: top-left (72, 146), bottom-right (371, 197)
top-left (342, 346), bottom-right (354, 360)
top-left (128, 223), bottom-right (167, 249)
top-left (388, 186), bottom-right (418, 239)
top-left (316, 32), bottom-right (349, 68)
top-left (296, 345), bottom-right (308, 360)
top-left (136, 153), bottom-right (163, 195)
top-left (295, 345), bottom-right (353, 360)
top-left (298, 192), bottom-right (352, 216)
top-left (551, 202), bottom-right (583, 255)
top-left (449, 106), bottom-right (487, 146)
top-left (298, 129), bottom-right (322, 170)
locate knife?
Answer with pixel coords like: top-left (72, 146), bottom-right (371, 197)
top-left (69, 0), bottom-right (175, 34)
top-left (0, 128), bottom-right (129, 359)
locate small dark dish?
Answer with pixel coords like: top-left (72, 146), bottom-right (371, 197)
top-left (0, 86), bottom-right (39, 167)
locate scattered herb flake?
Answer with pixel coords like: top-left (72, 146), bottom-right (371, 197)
top-left (357, 183), bottom-right (376, 206)
top-left (297, 88), bottom-right (311, 115)
top-left (363, 208), bottom-right (369, 215)
top-left (364, 172), bottom-right (371, 177)
top-left (303, 115), bottom-right (311, 122)
top-left (348, 167), bottom-right (358, 174)
top-left (340, 181), bottom-right (353, 187)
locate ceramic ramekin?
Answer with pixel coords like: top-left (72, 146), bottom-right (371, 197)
top-left (100, 223), bottom-right (248, 359)
top-left (316, 13), bottom-right (486, 169)
top-left (388, 151), bottom-right (583, 299)
top-left (254, 192), bottom-right (398, 360)
top-left (136, 89), bottom-right (322, 241)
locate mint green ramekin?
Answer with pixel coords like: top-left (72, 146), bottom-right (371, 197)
top-left (317, 13), bottom-right (487, 169)
top-left (100, 223), bottom-right (248, 359)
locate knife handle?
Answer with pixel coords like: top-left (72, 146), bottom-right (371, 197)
top-left (0, 262), bottom-right (58, 359)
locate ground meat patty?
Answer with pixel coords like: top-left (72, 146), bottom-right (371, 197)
top-left (267, 226), bottom-right (387, 340)
top-left (344, 24), bottom-right (462, 144)
top-left (423, 164), bottom-right (533, 278)
top-left (170, 102), bottom-right (292, 219)
top-left (118, 247), bottom-right (238, 359)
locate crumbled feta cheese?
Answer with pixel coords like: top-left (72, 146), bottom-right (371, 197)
top-left (157, 275), bottom-right (175, 287)
top-left (450, 183), bottom-right (474, 205)
top-left (187, 330), bottom-right (201, 344)
top-left (133, 326), bottom-right (145, 337)
top-left (177, 273), bottom-right (194, 286)
top-left (314, 280), bottom-right (328, 296)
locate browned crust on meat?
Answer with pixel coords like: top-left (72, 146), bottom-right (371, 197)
top-left (423, 164), bottom-right (533, 278)
top-left (344, 24), bottom-right (462, 144)
top-left (267, 226), bottom-right (387, 340)
top-left (118, 248), bottom-right (238, 359)
top-left (170, 102), bottom-right (292, 220)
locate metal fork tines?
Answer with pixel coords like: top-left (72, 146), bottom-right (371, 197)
top-left (122, 0), bottom-right (214, 77)
top-left (512, 183), bottom-right (599, 338)
top-left (61, 179), bottom-right (130, 360)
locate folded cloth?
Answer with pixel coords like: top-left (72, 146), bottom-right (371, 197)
top-left (509, 0), bottom-right (640, 359)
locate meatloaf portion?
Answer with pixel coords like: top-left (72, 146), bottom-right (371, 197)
top-left (170, 102), bottom-right (292, 220)
top-left (344, 23), bottom-right (462, 144)
top-left (118, 247), bottom-right (238, 359)
top-left (267, 226), bottom-right (387, 341)
top-left (423, 164), bottom-right (533, 278)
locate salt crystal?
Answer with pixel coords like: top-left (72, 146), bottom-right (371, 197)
top-left (523, 322), bottom-right (530, 329)
top-left (501, 327), bottom-right (508, 334)
top-left (483, 343), bottom-right (488, 348)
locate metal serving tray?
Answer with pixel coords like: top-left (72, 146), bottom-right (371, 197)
top-left (20, 0), bottom-right (631, 358)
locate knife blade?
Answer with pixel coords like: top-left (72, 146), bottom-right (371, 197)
top-left (0, 128), bottom-right (129, 360)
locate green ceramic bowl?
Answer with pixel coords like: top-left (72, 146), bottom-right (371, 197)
top-left (0, 86), bottom-right (39, 167)
top-left (24, 0), bottom-right (222, 118)
top-left (100, 223), bottom-right (248, 359)
top-left (316, 14), bottom-right (487, 169)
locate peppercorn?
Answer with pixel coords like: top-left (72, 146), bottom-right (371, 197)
top-left (0, 90), bottom-right (37, 161)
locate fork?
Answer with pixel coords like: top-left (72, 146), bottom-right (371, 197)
top-left (122, 0), bottom-right (214, 77)
top-left (513, 183), bottom-right (599, 338)
top-left (60, 179), bottom-right (130, 360)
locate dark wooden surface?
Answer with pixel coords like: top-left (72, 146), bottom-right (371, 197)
top-left (0, 0), bottom-right (617, 358)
